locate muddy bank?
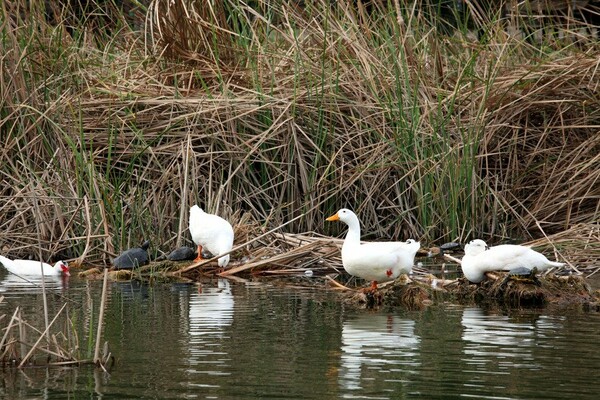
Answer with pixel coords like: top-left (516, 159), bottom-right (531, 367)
top-left (341, 272), bottom-right (600, 312)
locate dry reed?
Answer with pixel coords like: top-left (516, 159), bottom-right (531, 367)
top-left (0, 0), bottom-right (598, 271)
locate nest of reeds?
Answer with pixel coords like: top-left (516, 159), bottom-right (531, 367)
top-left (337, 270), bottom-right (600, 311)
top-left (451, 272), bottom-right (600, 309)
top-left (341, 275), bottom-right (433, 311)
top-left (72, 219), bottom-right (600, 313)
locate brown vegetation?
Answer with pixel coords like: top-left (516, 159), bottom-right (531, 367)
top-left (0, 0), bottom-right (598, 273)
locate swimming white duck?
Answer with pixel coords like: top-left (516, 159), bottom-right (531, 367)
top-left (189, 205), bottom-right (234, 267)
top-left (461, 239), bottom-right (565, 283)
top-left (326, 208), bottom-right (420, 291)
top-left (0, 255), bottom-right (70, 277)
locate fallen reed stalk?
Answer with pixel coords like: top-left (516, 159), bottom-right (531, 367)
top-left (93, 268), bottom-right (109, 366)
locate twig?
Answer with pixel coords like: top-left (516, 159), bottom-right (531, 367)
top-left (0, 308), bottom-right (20, 353)
top-left (32, 192), bottom-right (50, 344)
top-left (325, 275), bottom-right (352, 291)
top-left (18, 309), bottom-right (26, 362)
top-left (74, 196), bottom-right (92, 266)
top-left (93, 268), bottom-right (109, 365)
top-left (587, 266), bottom-right (600, 279)
top-left (443, 254), bottom-right (462, 264)
top-left (177, 136), bottom-right (191, 248)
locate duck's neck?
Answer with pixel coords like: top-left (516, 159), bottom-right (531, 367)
top-left (342, 216), bottom-right (361, 250)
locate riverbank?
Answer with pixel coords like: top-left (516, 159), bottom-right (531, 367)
top-left (1, 1), bottom-right (599, 267)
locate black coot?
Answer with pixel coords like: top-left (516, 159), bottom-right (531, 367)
top-left (113, 240), bottom-right (150, 270)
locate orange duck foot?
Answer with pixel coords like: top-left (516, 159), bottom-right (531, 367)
top-left (193, 245), bottom-right (204, 263)
top-left (362, 281), bottom-right (379, 293)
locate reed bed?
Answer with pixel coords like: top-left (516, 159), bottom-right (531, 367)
top-left (524, 223), bottom-right (600, 273)
top-left (0, 273), bottom-right (113, 368)
top-left (0, 0), bottom-right (599, 270)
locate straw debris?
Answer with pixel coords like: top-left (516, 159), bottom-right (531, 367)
top-left (452, 272), bottom-right (599, 309)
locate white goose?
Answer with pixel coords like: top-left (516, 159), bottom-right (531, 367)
top-left (0, 255), bottom-right (70, 277)
top-left (461, 239), bottom-right (565, 283)
top-left (326, 208), bottom-right (420, 291)
top-left (189, 205), bottom-right (234, 267)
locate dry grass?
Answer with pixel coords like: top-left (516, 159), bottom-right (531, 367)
top-left (525, 223), bottom-right (600, 272)
top-left (0, 0), bottom-right (599, 270)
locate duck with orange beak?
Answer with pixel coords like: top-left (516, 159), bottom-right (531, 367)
top-left (326, 208), bottom-right (420, 291)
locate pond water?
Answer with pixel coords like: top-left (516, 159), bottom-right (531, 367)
top-left (1, 271), bottom-right (599, 399)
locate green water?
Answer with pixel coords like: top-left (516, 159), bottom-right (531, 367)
top-left (1, 274), bottom-right (599, 399)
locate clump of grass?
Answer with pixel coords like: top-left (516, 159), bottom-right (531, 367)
top-left (0, 0), bottom-right (599, 266)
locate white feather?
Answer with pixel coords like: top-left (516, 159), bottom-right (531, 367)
top-left (189, 205), bottom-right (234, 267)
top-left (461, 239), bottom-right (564, 283)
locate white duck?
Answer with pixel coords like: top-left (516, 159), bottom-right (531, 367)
top-left (189, 205), bottom-right (234, 267)
top-left (0, 255), bottom-right (70, 277)
top-left (461, 239), bottom-right (565, 283)
top-left (326, 208), bottom-right (420, 291)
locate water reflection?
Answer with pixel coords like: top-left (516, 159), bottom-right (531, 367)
top-left (339, 314), bottom-right (420, 394)
top-left (111, 280), bottom-right (150, 301)
top-left (0, 366), bottom-right (80, 399)
top-left (185, 279), bottom-right (234, 382)
top-left (1, 279), bottom-right (599, 400)
top-left (461, 307), bottom-right (565, 369)
top-left (0, 273), bottom-right (67, 296)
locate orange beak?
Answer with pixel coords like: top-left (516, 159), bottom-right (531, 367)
top-left (325, 213), bottom-right (340, 221)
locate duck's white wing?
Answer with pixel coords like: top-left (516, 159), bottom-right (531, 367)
top-left (345, 242), bottom-right (402, 264)
top-left (475, 245), bottom-right (537, 271)
top-left (342, 241), bottom-right (418, 280)
top-left (0, 257), bottom-right (53, 275)
top-left (190, 212), bottom-right (234, 254)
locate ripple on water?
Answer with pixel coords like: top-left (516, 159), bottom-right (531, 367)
top-left (1, 278), bottom-right (600, 400)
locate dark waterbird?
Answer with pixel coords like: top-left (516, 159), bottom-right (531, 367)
top-left (167, 246), bottom-right (197, 261)
top-left (113, 240), bottom-right (150, 270)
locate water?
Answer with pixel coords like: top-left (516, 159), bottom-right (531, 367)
top-left (1, 272), bottom-right (599, 399)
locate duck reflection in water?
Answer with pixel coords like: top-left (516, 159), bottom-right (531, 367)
top-left (461, 307), bottom-right (564, 369)
top-left (339, 314), bottom-right (421, 392)
top-left (186, 279), bottom-right (234, 378)
top-left (0, 273), bottom-right (67, 295)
